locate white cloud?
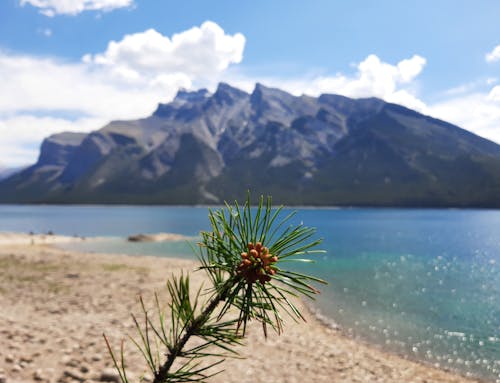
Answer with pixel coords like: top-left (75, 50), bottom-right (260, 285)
top-left (489, 85), bottom-right (500, 101)
top-left (227, 54), bottom-right (428, 112)
top-left (0, 21), bottom-right (245, 166)
top-left (441, 79), bottom-right (491, 97)
top-left (20, 0), bottom-right (133, 16)
top-left (308, 54), bottom-right (427, 110)
top-left (486, 45), bottom-right (500, 63)
top-left (428, 91), bottom-right (500, 144)
top-left (37, 28), bottom-right (52, 37)
top-left (0, 116), bottom-right (105, 166)
top-left (0, 53), bottom-right (172, 119)
top-left (84, 22), bottom-right (245, 87)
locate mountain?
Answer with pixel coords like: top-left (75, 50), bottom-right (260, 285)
top-left (0, 166), bottom-right (24, 181)
top-left (1, 83), bottom-right (500, 206)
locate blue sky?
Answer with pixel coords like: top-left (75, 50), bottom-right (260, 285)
top-left (1, 0), bottom-right (500, 166)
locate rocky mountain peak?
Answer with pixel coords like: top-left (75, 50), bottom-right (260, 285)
top-left (1, 82), bottom-right (500, 206)
top-left (212, 82), bottom-right (248, 105)
top-left (250, 83), bottom-right (290, 103)
top-left (153, 88), bottom-right (211, 118)
top-left (250, 83), bottom-right (319, 125)
top-left (174, 88), bottom-right (211, 104)
top-left (37, 132), bottom-right (87, 167)
top-left (45, 132), bottom-right (87, 146)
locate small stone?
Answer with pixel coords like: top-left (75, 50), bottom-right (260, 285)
top-left (65, 273), bottom-right (79, 279)
top-left (80, 365), bottom-right (90, 373)
top-left (5, 355), bottom-right (14, 363)
top-left (99, 368), bottom-right (120, 382)
top-left (49, 309), bottom-right (62, 315)
top-left (20, 356), bottom-right (33, 363)
top-left (64, 369), bottom-right (86, 381)
top-left (91, 354), bottom-right (102, 362)
top-left (11, 364), bottom-right (22, 373)
top-left (33, 369), bottom-right (44, 381)
top-left (61, 355), bottom-right (71, 365)
top-left (0, 374), bottom-right (6, 383)
top-left (66, 359), bottom-right (79, 368)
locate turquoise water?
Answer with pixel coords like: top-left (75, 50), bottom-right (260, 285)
top-left (0, 205), bottom-right (499, 381)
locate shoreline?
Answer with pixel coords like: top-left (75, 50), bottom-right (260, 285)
top-left (1, 203), bottom-right (500, 211)
top-left (0, 234), bottom-right (483, 383)
top-left (302, 302), bottom-right (488, 383)
top-left (48, 235), bottom-right (495, 382)
top-left (0, 232), bottom-right (88, 246)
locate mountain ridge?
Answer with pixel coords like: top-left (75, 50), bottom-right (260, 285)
top-left (1, 82), bottom-right (500, 207)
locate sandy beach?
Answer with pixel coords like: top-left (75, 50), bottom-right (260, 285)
top-left (0, 234), bottom-right (481, 383)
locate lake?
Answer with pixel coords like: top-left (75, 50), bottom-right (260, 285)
top-left (0, 205), bottom-right (499, 381)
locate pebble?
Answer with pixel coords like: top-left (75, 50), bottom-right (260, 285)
top-left (33, 369), bottom-right (45, 381)
top-left (21, 356), bottom-right (33, 363)
top-left (99, 368), bottom-right (120, 382)
top-left (0, 374), bottom-right (6, 383)
top-left (80, 365), bottom-right (90, 373)
top-left (49, 308), bottom-right (62, 315)
top-left (66, 358), bottom-right (79, 368)
top-left (11, 364), bottom-right (22, 373)
top-left (4, 355), bottom-right (14, 363)
top-left (64, 369), bottom-right (86, 381)
top-left (65, 273), bottom-right (80, 279)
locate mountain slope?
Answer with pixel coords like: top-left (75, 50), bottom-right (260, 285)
top-left (0, 166), bottom-right (25, 181)
top-left (1, 83), bottom-right (500, 206)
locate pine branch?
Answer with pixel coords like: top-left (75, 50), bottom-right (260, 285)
top-left (105, 193), bottom-right (327, 383)
top-left (153, 278), bottom-right (236, 383)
